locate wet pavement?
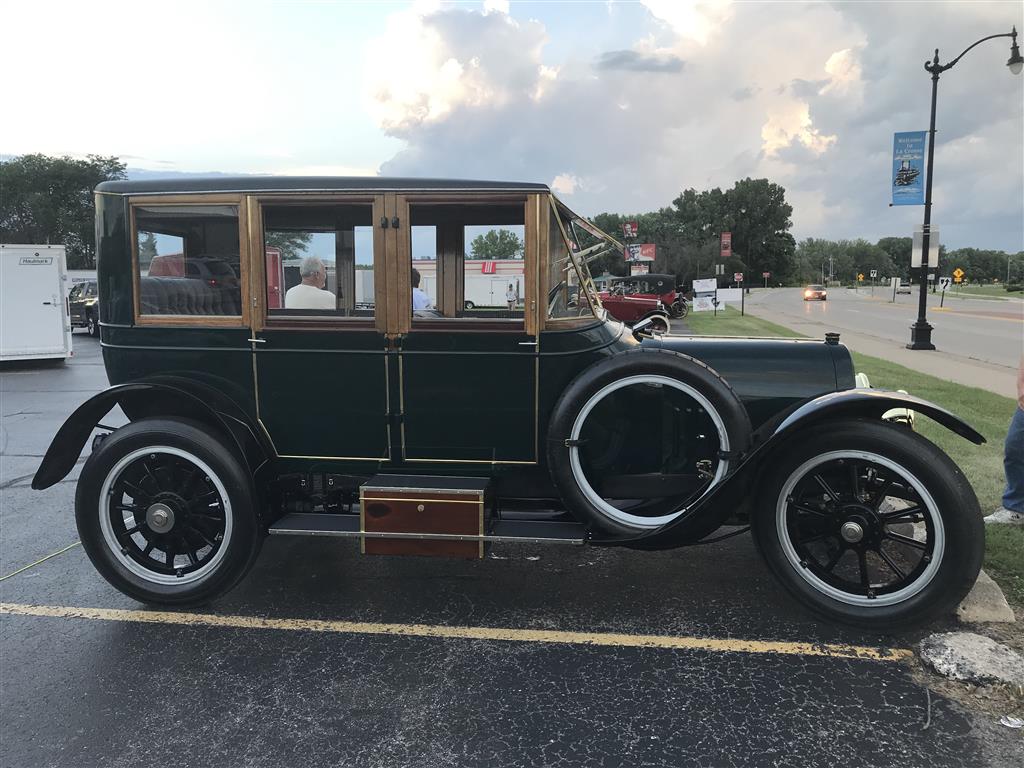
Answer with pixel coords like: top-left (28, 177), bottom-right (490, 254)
top-left (2, 335), bottom-right (1022, 767)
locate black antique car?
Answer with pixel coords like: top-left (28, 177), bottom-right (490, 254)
top-left (33, 177), bottom-right (985, 628)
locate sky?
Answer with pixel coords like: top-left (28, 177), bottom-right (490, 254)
top-left (3, 0), bottom-right (1023, 251)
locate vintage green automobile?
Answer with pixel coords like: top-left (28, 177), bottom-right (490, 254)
top-left (33, 177), bottom-right (985, 628)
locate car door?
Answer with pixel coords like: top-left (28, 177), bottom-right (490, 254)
top-left (392, 193), bottom-right (540, 464)
top-left (249, 195), bottom-right (391, 460)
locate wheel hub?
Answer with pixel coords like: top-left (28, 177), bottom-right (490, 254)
top-left (840, 521), bottom-right (864, 543)
top-left (146, 503), bottom-right (176, 534)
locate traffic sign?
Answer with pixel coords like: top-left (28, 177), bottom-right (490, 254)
top-left (734, 272), bottom-right (743, 282)
top-left (939, 276), bottom-right (952, 290)
top-left (870, 269), bottom-right (877, 278)
top-left (762, 271), bottom-right (771, 278)
top-left (954, 276), bottom-right (962, 284)
top-left (857, 273), bottom-right (864, 281)
top-left (953, 267), bottom-right (964, 279)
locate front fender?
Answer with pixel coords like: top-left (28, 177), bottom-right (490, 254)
top-left (596, 387), bottom-right (983, 551)
top-left (774, 388), bottom-right (985, 445)
top-left (31, 382), bottom-right (269, 490)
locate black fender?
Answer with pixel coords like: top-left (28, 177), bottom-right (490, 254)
top-left (770, 388), bottom-right (984, 445)
top-left (31, 381), bottom-right (272, 490)
top-left (597, 388), bottom-right (983, 551)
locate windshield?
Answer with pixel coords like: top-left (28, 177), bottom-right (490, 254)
top-left (551, 197), bottom-right (623, 316)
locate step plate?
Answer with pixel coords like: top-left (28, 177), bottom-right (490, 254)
top-left (268, 513), bottom-right (586, 545)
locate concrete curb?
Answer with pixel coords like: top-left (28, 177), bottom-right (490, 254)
top-left (957, 569), bottom-right (1016, 624)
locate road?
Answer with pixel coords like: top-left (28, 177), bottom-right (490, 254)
top-left (744, 287), bottom-right (1023, 398)
top-left (2, 336), bottom-right (1022, 767)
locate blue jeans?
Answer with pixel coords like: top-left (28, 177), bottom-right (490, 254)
top-left (1004, 406), bottom-right (1024, 513)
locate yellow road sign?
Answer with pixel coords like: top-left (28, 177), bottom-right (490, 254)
top-left (857, 273), bottom-right (864, 281)
top-left (953, 267), bottom-right (964, 278)
top-left (954, 276), bottom-right (962, 283)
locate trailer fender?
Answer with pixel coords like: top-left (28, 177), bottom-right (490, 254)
top-left (31, 382), bottom-right (270, 490)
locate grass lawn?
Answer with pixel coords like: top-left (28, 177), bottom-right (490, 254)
top-left (683, 305), bottom-right (806, 337)
top-left (682, 305), bottom-right (1023, 605)
top-left (947, 284), bottom-right (1016, 301)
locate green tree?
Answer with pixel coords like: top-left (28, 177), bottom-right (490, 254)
top-left (469, 228), bottom-right (523, 260)
top-left (265, 231), bottom-right (314, 261)
top-left (138, 231), bottom-right (158, 262)
top-left (0, 153), bottom-right (126, 268)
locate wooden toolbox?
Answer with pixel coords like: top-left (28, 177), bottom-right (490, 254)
top-left (359, 475), bottom-right (490, 558)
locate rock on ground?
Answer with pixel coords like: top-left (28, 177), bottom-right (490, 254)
top-left (957, 570), bottom-right (1016, 624)
top-left (919, 632), bottom-right (1024, 686)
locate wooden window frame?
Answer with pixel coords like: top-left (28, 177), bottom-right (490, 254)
top-left (396, 193), bottom-right (537, 336)
top-left (129, 194), bottom-right (250, 328)
top-left (247, 193), bottom-right (385, 333)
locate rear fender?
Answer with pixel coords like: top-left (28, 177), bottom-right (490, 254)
top-left (31, 382), bottom-right (271, 490)
top-left (597, 388), bottom-right (983, 551)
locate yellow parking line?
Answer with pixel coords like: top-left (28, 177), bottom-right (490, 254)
top-left (0, 602), bottom-right (911, 661)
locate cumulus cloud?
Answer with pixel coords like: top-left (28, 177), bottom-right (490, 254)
top-left (366, 1), bottom-right (1023, 250)
top-left (551, 173), bottom-right (581, 195)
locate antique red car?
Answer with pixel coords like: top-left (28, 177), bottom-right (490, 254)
top-left (597, 290), bottom-right (671, 333)
top-left (604, 274), bottom-right (687, 317)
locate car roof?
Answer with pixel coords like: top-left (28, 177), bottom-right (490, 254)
top-left (96, 176), bottom-right (551, 195)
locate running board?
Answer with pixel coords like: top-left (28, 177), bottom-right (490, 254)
top-left (268, 513), bottom-right (587, 545)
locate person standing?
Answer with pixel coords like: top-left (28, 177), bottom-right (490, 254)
top-left (506, 283), bottom-right (517, 311)
top-left (989, 356), bottom-right (1024, 524)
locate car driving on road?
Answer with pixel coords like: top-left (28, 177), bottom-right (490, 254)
top-left (803, 284), bottom-right (827, 301)
top-left (32, 176), bottom-right (985, 629)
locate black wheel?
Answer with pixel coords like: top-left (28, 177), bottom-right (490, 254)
top-left (75, 418), bottom-right (262, 605)
top-left (669, 301), bottom-right (684, 319)
top-left (677, 301), bottom-right (689, 318)
top-left (87, 312), bottom-right (98, 337)
top-left (751, 420), bottom-right (983, 629)
top-left (464, 300), bottom-right (475, 310)
top-left (547, 350), bottom-right (752, 537)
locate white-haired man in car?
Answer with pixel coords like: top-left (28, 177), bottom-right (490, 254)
top-left (285, 256), bottom-right (335, 310)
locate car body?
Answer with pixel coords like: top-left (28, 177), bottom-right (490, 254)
top-left (32, 176), bottom-right (985, 628)
top-left (597, 291), bottom-right (671, 331)
top-left (605, 274), bottom-right (688, 318)
top-left (803, 284), bottom-right (827, 301)
top-left (68, 279), bottom-right (100, 336)
top-left (896, 280), bottom-right (913, 295)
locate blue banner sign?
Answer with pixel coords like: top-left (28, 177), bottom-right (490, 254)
top-left (892, 131), bottom-right (926, 205)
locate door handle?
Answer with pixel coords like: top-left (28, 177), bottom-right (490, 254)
top-left (42, 301), bottom-right (53, 305)
top-left (247, 337), bottom-right (267, 344)
top-left (518, 341), bottom-right (538, 346)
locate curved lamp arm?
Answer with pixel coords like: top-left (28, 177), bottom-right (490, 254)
top-left (926, 27), bottom-right (1019, 74)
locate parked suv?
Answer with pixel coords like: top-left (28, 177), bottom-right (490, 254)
top-left (68, 280), bottom-right (100, 336)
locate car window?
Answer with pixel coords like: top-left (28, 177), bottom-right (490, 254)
top-left (547, 203), bottom-right (595, 321)
top-left (408, 203), bottom-right (525, 323)
top-left (134, 205), bottom-right (242, 317)
top-left (263, 203), bottom-right (374, 318)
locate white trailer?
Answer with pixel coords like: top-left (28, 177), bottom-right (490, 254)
top-left (1, 244), bottom-right (73, 362)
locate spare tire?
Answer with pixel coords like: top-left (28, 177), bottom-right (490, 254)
top-left (547, 349), bottom-right (752, 536)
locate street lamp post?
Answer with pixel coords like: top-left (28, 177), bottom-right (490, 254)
top-left (907, 26), bottom-right (1023, 350)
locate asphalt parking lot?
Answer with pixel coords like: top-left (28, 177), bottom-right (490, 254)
top-left (2, 335), bottom-right (1021, 768)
